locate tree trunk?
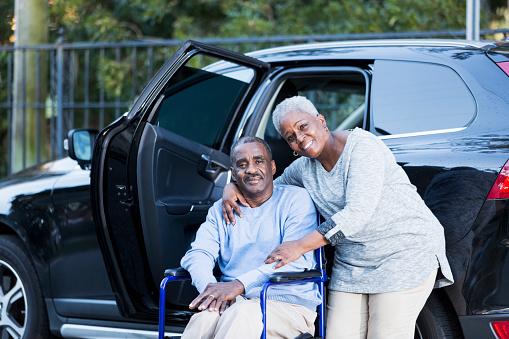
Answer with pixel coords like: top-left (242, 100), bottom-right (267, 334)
top-left (12, 0), bottom-right (49, 173)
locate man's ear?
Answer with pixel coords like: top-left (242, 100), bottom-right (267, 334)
top-left (271, 160), bottom-right (276, 176)
top-left (230, 167), bottom-right (236, 182)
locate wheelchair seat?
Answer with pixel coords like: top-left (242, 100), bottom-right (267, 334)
top-left (158, 246), bottom-right (327, 339)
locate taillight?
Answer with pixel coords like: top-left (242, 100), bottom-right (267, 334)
top-left (497, 61), bottom-right (509, 76)
top-left (492, 321), bottom-right (509, 338)
top-left (487, 160), bottom-right (509, 200)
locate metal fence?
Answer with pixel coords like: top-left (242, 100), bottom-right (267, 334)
top-left (0, 29), bottom-right (508, 178)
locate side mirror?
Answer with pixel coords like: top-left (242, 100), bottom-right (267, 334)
top-left (66, 129), bottom-right (99, 168)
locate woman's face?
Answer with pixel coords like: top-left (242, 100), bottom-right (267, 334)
top-left (279, 110), bottom-right (329, 158)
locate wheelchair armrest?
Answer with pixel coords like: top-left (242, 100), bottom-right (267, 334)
top-left (164, 267), bottom-right (191, 277)
top-left (269, 269), bottom-right (322, 283)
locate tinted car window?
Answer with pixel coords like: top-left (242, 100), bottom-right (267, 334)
top-left (372, 60), bottom-right (476, 135)
top-left (305, 89), bottom-right (365, 132)
top-left (156, 55), bottom-right (254, 149)
top-left (258, 71), bottom-right (367, 177)
top-left (263, 73), bottom-right (367, 140)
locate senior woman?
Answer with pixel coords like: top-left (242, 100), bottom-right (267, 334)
top-left (222, 96), bottom-right (453, 339)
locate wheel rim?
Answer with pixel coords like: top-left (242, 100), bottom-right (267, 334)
top-left (0, 260), bottom-right (27, 339)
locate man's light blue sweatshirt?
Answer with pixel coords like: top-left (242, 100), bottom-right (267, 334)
top-left (181, 185), bottom-right (321, 311)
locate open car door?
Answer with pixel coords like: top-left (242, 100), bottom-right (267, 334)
top-left (91, 40), bottom-right (270, 322)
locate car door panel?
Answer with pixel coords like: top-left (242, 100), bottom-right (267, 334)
top-left (91, 40), bottom-right (270, 320)
top-left (137, 123), bottom-right (227, 304)
top-left (50, 168), bottom-right (124, 319)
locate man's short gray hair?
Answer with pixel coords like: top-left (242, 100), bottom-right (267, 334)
top-left (272, 96), bottom-right (319, 136)
top-left (230, 136), bottom-right (272, 163)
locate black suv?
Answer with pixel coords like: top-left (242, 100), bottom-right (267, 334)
top-left (0, 39), bottom-right (508, 339)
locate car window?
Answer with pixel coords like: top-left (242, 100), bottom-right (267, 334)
top-left (261, 73), bottom-right (367, 140)
top-left (155, 54), bottom-right (255, 149)
top-left (371, 60), bottom-right (476, 136)
top-left (257, 71), bottom-right (367, 177)
top-left (305, 90), bottom-right (365, 132)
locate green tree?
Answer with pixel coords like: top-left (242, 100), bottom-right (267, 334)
top-left (0, 0), bottom-right (14, 44)
top-left (48, 0), bottom-right (225, 42)
top-left (216, 0), bottom-right (470, 37)
top-left (47, 0), bottom-right (507, 42)
top-left (12, 0), bottom-right (49, 173)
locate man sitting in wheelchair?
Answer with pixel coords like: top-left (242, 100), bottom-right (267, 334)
top-left (180, 136), bottom-right (321, 339)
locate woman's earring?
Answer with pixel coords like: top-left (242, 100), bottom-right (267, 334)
top-left (293, 151), bottom-right (299, 157)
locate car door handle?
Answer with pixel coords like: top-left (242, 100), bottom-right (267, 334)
top-left (164, 203), bottom-right (211, 215)
top-left (198, 154), bottom-right (229, 181)
top-left (201, 154), bottom-right (229, 174)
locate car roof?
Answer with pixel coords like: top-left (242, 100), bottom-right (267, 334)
top-left (246, 39), bottom-right (509, 62)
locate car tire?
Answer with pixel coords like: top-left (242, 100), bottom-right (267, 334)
top-left (0, 235), bottom-right (51, 339)
top-left (415, 292), bottom-right (463, 339)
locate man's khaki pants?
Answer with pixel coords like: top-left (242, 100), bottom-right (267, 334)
top-left (181, 296), bottom-right (317, 339)
top-left (325, 269), bottom-right (437, 339)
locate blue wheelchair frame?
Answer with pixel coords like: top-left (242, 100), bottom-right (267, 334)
top-left (260, 246), bottom-right (327, 339)
top-left (159, 268), bottom-right (192, 339)
top-left (158, 247), bottom-right (327, 339)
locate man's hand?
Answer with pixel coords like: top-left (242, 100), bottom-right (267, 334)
top-left (189, 280), bottom-right (245, 314)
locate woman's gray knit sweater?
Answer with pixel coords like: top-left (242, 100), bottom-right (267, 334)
top-left (274, 128), bottom-right (453, 293)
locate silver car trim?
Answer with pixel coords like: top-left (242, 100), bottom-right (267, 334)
top-left (378, 127), bottom-right (466, 140)
top-left (247, 39), bottom-right (488, 57)
top-left (60, 324), bottom-right (181, 338)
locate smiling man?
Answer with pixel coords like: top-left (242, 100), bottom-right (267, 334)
top-left (180, 136), bottom-right (321, 339)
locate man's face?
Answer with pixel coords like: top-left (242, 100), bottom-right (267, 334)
top-left (231, 142), bottom-right (276, 198)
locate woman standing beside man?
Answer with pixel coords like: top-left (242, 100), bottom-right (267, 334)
top-left (222, 96), bottom-right (453, 339)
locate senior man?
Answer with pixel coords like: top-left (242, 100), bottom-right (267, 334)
top-left (180, 136), bottom-right (321, 339)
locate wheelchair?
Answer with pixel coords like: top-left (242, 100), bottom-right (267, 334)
top-left (158, 247), bottom-right (327, 339)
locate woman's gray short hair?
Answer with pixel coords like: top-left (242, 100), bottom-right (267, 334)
top-left (272, 96), bottom-right (319, 135)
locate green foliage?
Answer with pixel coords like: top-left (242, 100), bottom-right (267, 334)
top-left (97, 59), bottom-right (130, 99)
top-left (46, 0), bottom-right (508, 43)
top-left (0, 0), bottom-right (14, 45)
top-left (217, 0), bottom-right (471, 37)
top-left (48, 0), bottom-right (225, 42)
top-left (49, 0), bottom-right (141, 42)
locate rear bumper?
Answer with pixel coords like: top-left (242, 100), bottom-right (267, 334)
top-left (460, 314), bottom-right (509, 339)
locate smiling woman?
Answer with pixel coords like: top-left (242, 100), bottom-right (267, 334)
top-left (223, 96), bottom-right (454, 339)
